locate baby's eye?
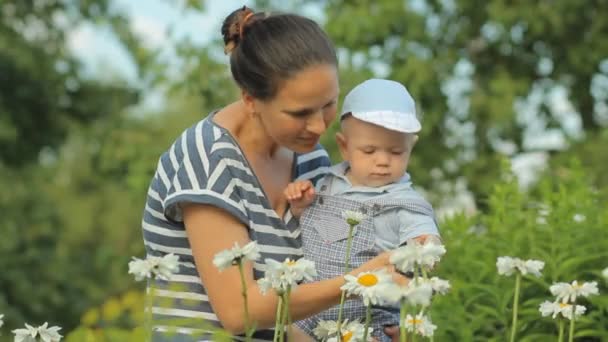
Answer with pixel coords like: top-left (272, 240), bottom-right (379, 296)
top-left (361, 149), bottom-right (375, 154)
top-left (391, 150), bottom-right (405, 155)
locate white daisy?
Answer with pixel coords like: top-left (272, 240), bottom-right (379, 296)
top-left (496, 256), bottom-right (544, 277)
top-left (550, 281), bottom-right (599, 303)
top-left (128, 253), bottom-right (180, 281)
top-left (390, 240), bottom-right (446, 273)
top-left (428, 277), bottom-right (451, 295)
top-left (341, 270), bottom-right (394, 306)
top-left (342, 210), bottom-right (367, 226)
top-left (13, 322), bottom-right (63, 342)
top-left (381, 280), bottom-right (433, 307)
top-left (0, 313), bottom-right (4, 329)
top-left (539, 301), bottom-right (586, 320)
top-left (403, 313), bottom-right (437, 337)
top-left (257, 258), bottom-right (317, 295)
top-left (314, 319), bottom-right (370, 342)
top-left (602, 267), bottom-right (608, 281)
top-left (213, 241), bottom-right (261, 271)
top-left (572, 214), bottom-right (586, 222)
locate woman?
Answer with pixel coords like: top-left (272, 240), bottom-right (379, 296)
top-left (141, 6), bottom-right (401, 341)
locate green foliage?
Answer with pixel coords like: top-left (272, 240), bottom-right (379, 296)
top-left (429, 158), bottom-right (608, 341)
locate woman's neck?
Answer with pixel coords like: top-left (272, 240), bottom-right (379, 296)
top-left (216, 101), bottom-right (281, 160)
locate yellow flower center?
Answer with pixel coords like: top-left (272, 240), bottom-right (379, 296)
top-left (357, 274), bottom-right (378, 287)
top-left (559, 303), bottom-right (570, 309)
top-left (285, 260), bottom-right (296, 266)
top-left (341, 331), bottom-right (353, 342)
top-left (408, 318), bottom-right (423, 325)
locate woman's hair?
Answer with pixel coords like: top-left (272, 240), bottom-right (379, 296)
top-left (221, 6), bottom-right (337, 101)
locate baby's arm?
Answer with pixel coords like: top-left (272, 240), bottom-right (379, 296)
top-left (284, 180), bottom-right (316, 218)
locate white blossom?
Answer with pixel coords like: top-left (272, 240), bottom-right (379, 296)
top-left (390, 240), bottom-right (446, 273)
top-left (539, 301), bottom-right (586, 320)
top-left (213, 241), bottom-right (261, 271)
top-left (403, 313), bottom-right (437, 337)
top-left (314, 319), bottom-right (371, 342)
top-left (13, 322), bottom-right (62, 342)
top-left (381, 280), bottom-right (434, 307)
top-left (427, 277), bottom-right (451, 295)
top-left (257, 258), bottom-right (317, 295)
top-left (341, 270), bottom-right (394, 306)
top-left (342, 210), bottom-right (367, 226)
top-left (572, 214), bottom-right (586, 223)
top-left (496, 256), bottom-right (544, 277)
top-left (550, 281), bottom-right (599, 303)
top-left (128, 253), bottom-right (180, 281)
top-left (602, 267), bottom-right (608, 282)
top-left (0, 313), bottom-right (4, 329)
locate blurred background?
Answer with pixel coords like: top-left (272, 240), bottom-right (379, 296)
top-left (1, 0), bottom-right (607, 340)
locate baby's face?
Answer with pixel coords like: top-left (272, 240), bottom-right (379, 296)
top-left (337, 117), bottom-right (416, 187)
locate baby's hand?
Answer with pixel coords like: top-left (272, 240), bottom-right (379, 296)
top-left (413, 234), bottom-right (442, 245)
top-left (284, 180), bottom-right (315, 218)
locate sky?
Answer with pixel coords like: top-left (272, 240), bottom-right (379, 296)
top-left (67, 0), bottom-right (252, 83)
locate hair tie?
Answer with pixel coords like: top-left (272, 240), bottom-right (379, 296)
top-left (239, 12), bottom-right (255, 39)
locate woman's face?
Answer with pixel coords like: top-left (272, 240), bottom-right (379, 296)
top-left (252, 64), bottom-right (339, 153)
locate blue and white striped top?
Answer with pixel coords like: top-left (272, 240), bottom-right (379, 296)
top-left (141, 111), bottom-right (330, 341)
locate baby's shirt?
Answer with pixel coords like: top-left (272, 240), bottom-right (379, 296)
top-left (315, 162), bottom-right (439, 250)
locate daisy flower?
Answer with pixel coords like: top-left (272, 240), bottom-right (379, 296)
top-left (258, 258), bottom-right (317, 295)
top-left (539, 301), bottom-right (586, 320)
top-left (550, 281), bottom-right (599, 303)
top-left (0, 313), bottom-right (4, 329)
top-left (550, 280), bottom-right (599, 303)
top-left (314, 319), bottom-right (371, 342)
top-left (213, 241), bottom-right (261, 271)
top-left (602, 267), bottom-right (608, 282)
top-left (427, 277), bottom-right (451, 295)
top-left (342, 210), bottom-right (367, 226)
top-left (128, 253), bottom-right (180, 281)
top-left (403, 313), bottom-right (437, 337)
top-left (496, 256), bottom-right (544, 277)
top-left (381, 280), bottom-right (434, 307)
top-left (390, 239), bottom-right (446, 273)
top-left (13, 322), bottom-right (62, 342)
top-left (341, 270), bottom-right (393, 306)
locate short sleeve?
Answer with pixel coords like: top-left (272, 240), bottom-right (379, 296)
top-left (161, 125), bottom-right (248, 226)
top-left (397, 209), bottom-right (440, 245)
top-left (295, 144), bottom-right (331, 186)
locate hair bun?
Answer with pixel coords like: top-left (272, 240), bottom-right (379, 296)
top-left (221, 6), bottom-right (257, 55)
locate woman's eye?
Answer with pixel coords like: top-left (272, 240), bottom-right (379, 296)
top-left (391, 150), bottom-right (404, 155)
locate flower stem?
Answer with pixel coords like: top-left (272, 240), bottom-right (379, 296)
top-left (363, 305), bottom-right (372, 341)
top-left (238, 262), bottom-right (253, 341)
top-left (568, 307), bottom-right (576, 342)
top-left (509, 274), bottom-right (521, 342)
top-left (400, 300), bottom-right (407, 342)
top-left (336, 223), bottom-right (356, 335)
top-left (273, 295), bottom-right (283, 342)
top-left (558, 319), bottom-right (564, 342)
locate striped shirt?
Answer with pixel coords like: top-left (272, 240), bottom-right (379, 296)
top-left (141, 111), bottom-right (330, 341)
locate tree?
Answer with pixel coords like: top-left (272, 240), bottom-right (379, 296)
top-left (291, 0), bottom-right (608, 207)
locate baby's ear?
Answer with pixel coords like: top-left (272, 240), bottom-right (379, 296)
top-left (335, 132), bottom-right (348, 159)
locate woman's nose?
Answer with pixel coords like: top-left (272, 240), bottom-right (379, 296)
top-left (306, 112), bottom-right (327, 135)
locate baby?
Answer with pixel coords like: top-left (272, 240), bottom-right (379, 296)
top-left (285, 79), bottom-right (441, 341)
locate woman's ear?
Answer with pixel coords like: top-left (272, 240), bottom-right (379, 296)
top-left (336, 132), bottom-right (348, 161)
top-left (241, 90), bottom-right (257, 115)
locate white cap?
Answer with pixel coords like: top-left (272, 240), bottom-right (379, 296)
top-left (340, 78), bottom-right (421, 133)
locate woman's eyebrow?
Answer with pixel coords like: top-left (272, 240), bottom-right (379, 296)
top-left (282, 99), bottom-right (337, 116)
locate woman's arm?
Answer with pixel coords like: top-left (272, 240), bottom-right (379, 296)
top-left (183, 203), bottom-right (346, 334)
top-left (183, 203), bottom-right (397, 335)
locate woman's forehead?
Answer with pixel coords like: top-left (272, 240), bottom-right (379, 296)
top-left (276, 64), bottom-right (339, 105)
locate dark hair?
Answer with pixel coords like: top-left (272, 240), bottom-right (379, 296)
top-left (221, 6), bottom-right (338, 101)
